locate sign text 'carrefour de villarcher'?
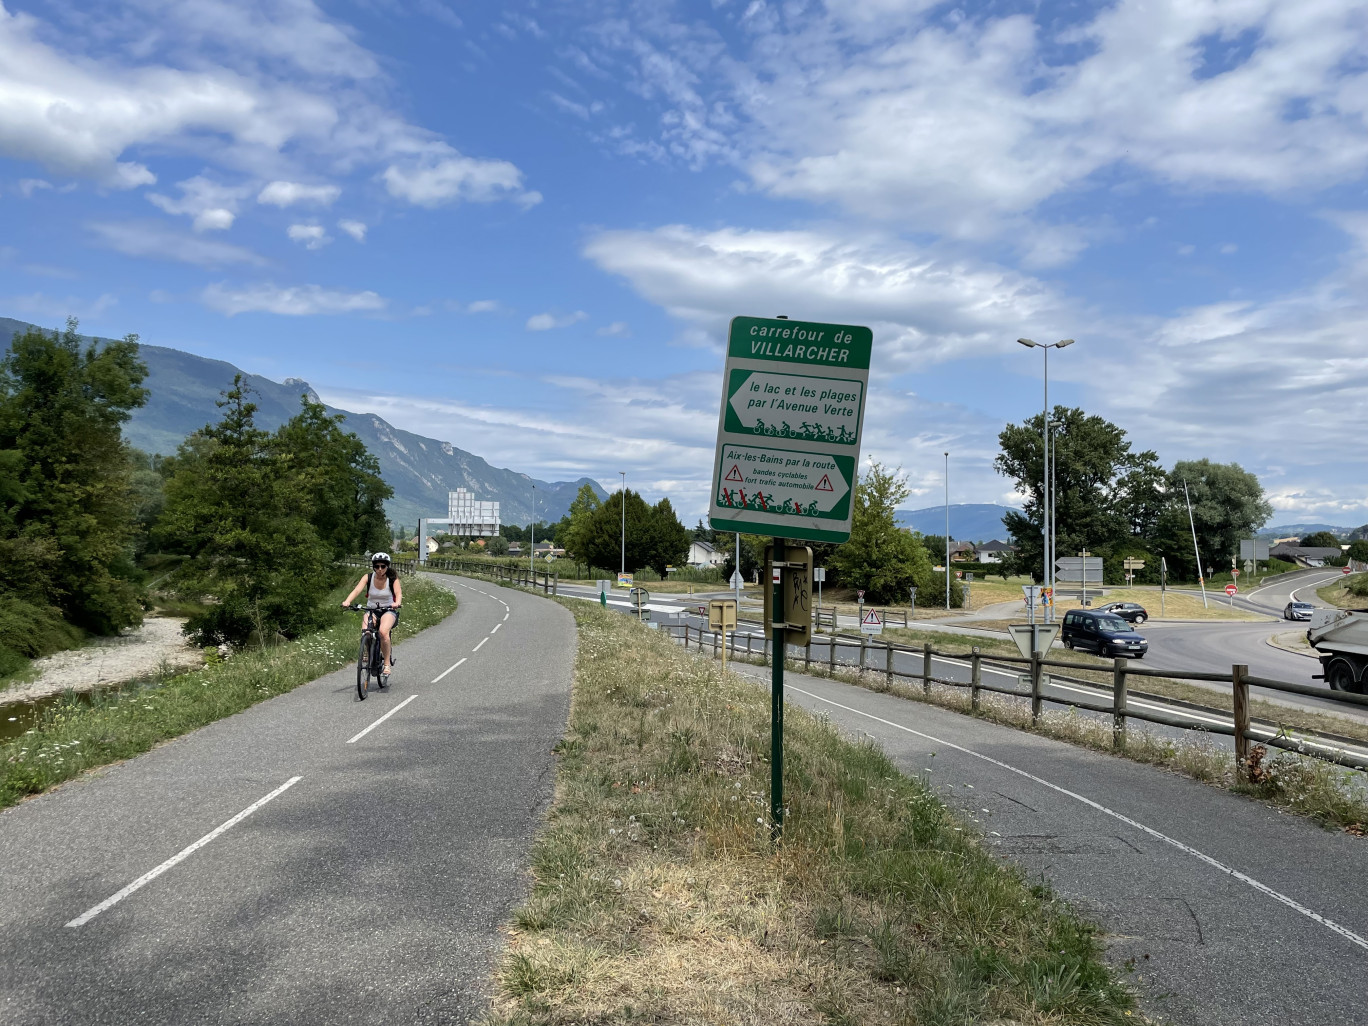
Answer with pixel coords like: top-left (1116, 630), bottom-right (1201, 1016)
top-left (710, 316), bottom-right (871, 544)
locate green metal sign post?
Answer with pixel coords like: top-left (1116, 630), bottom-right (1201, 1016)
top-left (710, 316), bottom-right (871, 840)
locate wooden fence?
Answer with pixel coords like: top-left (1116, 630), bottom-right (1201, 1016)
top-left (410, 556), bottom-right (558, 595)
top-left (663, 621), bottom-right (1368, 776)
top-left (814, 605), bottom-right (910, 629)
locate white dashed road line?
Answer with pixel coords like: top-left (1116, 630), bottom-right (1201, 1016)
top-left (66, 776), bottom-right (303, 928)
top-left (472, 637), bottom-right (487, 652)
top-left (347, 694), bottom-right (418, 744)
top-left (492, 623), bottom-right (501, 633)
top-left (432, 657), bottom-right (466, 683)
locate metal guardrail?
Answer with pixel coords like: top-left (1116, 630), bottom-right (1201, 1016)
top-left (662, 620), bottom-right (1368, 774)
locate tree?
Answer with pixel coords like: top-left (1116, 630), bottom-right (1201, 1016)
top-left (1347, 540), bottom-right (1368, 564)
top-left (486, 535), bottom-right (510, 556)
top-left (831, 461), bottom-right (962, 606)
top-left (155, 379), bottom-right (338, 645)
top-left (1301, 531), bottom-right (1342, 549)
top-left (1154, 460), bottom-right (1272, 581)
top-left (272, 397), bottom-right (392, 558)
top-left (996, 407), bottom-right (1162, 582)
top-left (576, 489), bottom-right (689, 574)
top-left (0, 318), bottom-right (148, 640)
top-left (557, 483), bottom-right (602, 566)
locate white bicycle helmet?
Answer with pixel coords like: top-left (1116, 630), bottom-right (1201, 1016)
top-left (371, 552), bottom-right (391, 564)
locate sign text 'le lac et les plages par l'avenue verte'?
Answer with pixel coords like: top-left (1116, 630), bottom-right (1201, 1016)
top-left (710, 315), bottom-right (872, 544)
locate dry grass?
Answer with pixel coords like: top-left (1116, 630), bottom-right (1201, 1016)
top-left (1316, 574), bottom-right (1368, 610)
top-left (1081, 588), bottom-right (1262, 621)
top-left (483, 604), bottom-right (1139, 1026)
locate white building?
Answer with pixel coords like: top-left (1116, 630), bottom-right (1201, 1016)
top-left (688, 540), bottom-right (726, 568)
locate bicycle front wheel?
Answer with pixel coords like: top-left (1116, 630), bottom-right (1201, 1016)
top-left (356, 633), bottom-right (371, 700)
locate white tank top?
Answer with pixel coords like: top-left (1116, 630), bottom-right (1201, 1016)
top-left (367, 574), bottom-right (394, 608)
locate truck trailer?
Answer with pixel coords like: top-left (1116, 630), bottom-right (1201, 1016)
top-left (1307, 608), bottom-right (1368, 693)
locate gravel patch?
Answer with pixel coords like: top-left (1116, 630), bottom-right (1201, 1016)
top-left (1, 618), bottom-right (203, 707)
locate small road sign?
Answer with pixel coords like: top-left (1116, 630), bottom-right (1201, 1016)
top-left (1121, 556), bottom-right (1146, 570)
top-left (617, 572), bottom-right (633, 588)
top-left (955, 570), bottom-right (963, 579)
top-left (860, 608), bottom-right (883, 635)
top-left (709, 316), bottom-right (872, 543)
top-left (1231, 568), bottom-right (1239, 578)
top-left (1344, 567), bottom-right (1353, 575)
top-left (709, 599), bottom-right (737, 631)
top-left (730, 570), bottom-right (744, 589)
top-left (1225, 583), bottom-right (1237, 596)
top-left (813, 567), bottom-right (826, 583)
top-left (857, 589), bottom-right (865, 601)
top-left (1008, 623), bottom-right (1060, 657)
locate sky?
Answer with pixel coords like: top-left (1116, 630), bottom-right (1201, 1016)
top-left (2, 0), bottom-right (1367, 525)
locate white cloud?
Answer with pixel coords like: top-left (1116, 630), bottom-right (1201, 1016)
top-left (0, 2), bottom-right (534, 207)
top-left (526, 310), bottom-right (588, 331)
top-left (582, 1), bottom-right (1368, 242)
top-left (89, 220), bottom-right (266, 267)
top-left (17, 178), bottom-right (51, 197)
top-left (201, 283), bottom-right (386, 316)
top-left (381, 150), bottom-right (543, 209)
top-left (598, 321), bottom-right (630, 336)
top-left (1, 290), bottom-right (117, 322)
top-left (583, 224), bottom-right (1069, 369)
top-left (337, 219), bottom-right (366, 241)
top-left (287, 223), bottom-right (331, 249)
top-left (465, 299), bottom-right (501, 313)
top-left (147, 175), bottom-right (251, 231)
top-left (258, 180), bottom-right (341, 207)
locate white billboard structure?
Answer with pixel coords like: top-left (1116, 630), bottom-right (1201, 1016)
top-left (418, 488), bottom-right (500, 564)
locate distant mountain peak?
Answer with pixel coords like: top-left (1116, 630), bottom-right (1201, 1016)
top-left (281, 377), bottom-right (320, 404)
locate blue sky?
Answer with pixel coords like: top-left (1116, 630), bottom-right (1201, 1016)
top-left (3, 0), bottom-right (1368, 525)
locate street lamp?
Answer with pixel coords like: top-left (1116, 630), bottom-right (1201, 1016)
top-left (619, 471), bottom-right (627, 577)
top-left (1048, 419), bottom-right (1063, 608)
top-left (529, 483), bottom-right (536, 576)
top-left (944, 451), bottom-right (950, 610)
top-left (1017, 338), bottom-right (1075, 622)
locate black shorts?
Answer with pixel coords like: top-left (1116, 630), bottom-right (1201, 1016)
top-left (367, 608), bottom-right (399, 626)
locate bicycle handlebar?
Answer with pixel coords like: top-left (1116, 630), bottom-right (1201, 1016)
top-left (347, 604), bottom-right (395, 613)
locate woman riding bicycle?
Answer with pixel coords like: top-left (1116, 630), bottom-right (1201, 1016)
top-left (342, 553), bottom-right (403, 681)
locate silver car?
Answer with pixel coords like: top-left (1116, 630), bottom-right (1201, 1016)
top-left (1284, 601), bottom-right (1314, 621)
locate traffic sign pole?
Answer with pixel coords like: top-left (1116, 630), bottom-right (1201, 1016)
top-left (770, 534), bottom-right (785, 842)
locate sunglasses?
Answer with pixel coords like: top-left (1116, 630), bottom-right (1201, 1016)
top-left (372, 561), bottom-right (390, 567)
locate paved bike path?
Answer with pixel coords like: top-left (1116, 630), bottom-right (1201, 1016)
top-left (720, 661), bottom-right (1368, 1025)
top-left (0, 575), bottom-right (573, 1025)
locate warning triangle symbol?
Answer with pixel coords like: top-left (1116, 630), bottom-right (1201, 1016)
top-left (724, 464), bottom-right (744, 483)
top-left (815, 474), bottom-right (834, 492)
top-left (862, 609), bottom-right (881, 624)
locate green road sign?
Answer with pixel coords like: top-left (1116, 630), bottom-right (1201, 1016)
top-left (710, 316), bottom-right (871, 544)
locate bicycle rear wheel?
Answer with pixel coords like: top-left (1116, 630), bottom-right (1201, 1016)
top-left (356, 633), bottom-right (371, 700)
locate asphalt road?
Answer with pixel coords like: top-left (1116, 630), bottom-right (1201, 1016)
top-left (0, 574), bottom-right (574, 1025)
top-left (721, 660), bottom-right (1368, 1025)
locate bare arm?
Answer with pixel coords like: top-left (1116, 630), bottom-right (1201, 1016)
top-left (342, 574), bottom-right (368, 607)
top-left (392, 577), bottom-right (403, 609)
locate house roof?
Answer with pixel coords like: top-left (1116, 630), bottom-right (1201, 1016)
top-left (690, 539), bottom-right (718, 552)
top-left (977, 539), bottom-right (1015, 552)
top-left (1270, 543), bottom-right (1342, 559)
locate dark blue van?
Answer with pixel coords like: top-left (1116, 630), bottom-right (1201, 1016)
top-left (1061, 609), bottom-right (1148, 659)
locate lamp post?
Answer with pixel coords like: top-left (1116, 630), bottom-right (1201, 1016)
top-left (1017, 338), bottom-right (1075, 622)
top-left (1048, 418), bottom-right (1063, 608)
top-left (944, 451), bottom-right (950, 610)
top-left (529, 483), bottom-right (536, 576)
top-left (619, 471), bottom-right (627, 578)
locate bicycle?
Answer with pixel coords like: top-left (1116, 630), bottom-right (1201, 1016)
top-left (348, 605), bottom-right (395, 700)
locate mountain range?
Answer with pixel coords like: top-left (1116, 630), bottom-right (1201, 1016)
top-left (1, 317), bottom-right (605, 528)
top-left (895, 503), bottom-right (1017, 542)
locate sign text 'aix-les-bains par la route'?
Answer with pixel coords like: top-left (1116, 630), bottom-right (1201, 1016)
top-left (710, 316), bottom-right (872, 544)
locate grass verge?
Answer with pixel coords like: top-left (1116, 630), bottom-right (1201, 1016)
top-left (1317, 573), bottom-right (1368, 610)
top-left (0, 576), bottom-right (456, 809)
top-left (483, 603), bottom-right (1138, 1025)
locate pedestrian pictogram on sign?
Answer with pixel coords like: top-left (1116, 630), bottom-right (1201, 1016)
top-left (815, 474), bottom-right (834, 492)
top-left (725, 464), bottom-right (744, 482)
